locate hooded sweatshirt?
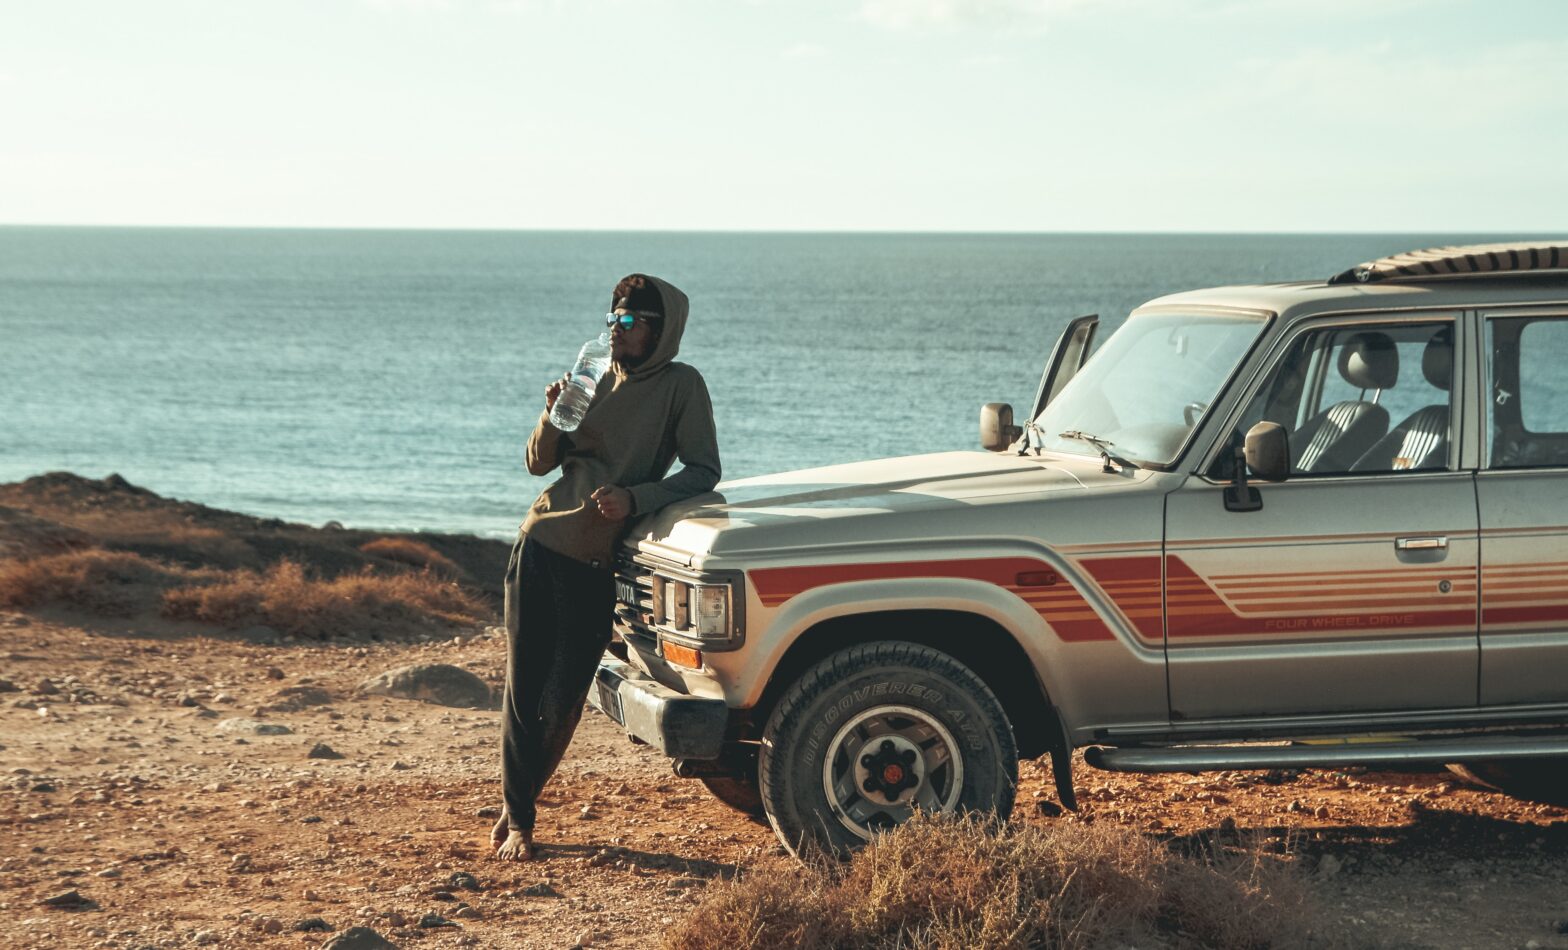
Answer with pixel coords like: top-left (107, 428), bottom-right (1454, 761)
top-left (520, 275), bottom-right (721, 568)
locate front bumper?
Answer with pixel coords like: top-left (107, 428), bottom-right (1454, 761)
top-left (588, 655), bottom-right (729, 760)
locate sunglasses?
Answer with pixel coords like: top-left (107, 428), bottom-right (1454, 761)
top-left (606, 311), bottom-right (661, 332)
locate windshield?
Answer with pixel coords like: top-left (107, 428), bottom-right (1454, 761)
top-left (1030, 311), bottom-right (1268, 466)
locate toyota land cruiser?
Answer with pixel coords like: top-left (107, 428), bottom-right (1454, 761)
top-left (589, 242), bottom-right (1568, 855)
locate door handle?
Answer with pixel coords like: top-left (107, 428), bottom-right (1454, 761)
top-left (1395, 536), bottom-right (1448, 551)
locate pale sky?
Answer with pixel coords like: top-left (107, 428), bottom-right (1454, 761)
top-left (3, 0), bottom-right (1565, 231)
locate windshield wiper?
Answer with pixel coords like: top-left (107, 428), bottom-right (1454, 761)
top-left (1058, 430), bottom-right (1139, 474)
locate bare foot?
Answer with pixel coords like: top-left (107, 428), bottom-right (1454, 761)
top-left (490, 810), bottom-right (509, 848)
top-left (496, 828), bottom-right (534, 861)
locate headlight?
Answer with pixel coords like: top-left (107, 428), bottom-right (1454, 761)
top-left (692, 584), bottom-right (730, 637)
top-left (643, 567), bottom-right (746, 650)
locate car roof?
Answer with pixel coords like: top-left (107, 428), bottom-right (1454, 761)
top-left (1135, 241), bottom-right (1568, 322)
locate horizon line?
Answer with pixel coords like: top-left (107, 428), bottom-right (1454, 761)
top-left (1, 222), bottom-right (1559, 238)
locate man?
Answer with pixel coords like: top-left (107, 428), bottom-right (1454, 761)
top-left (494, 274), bottom-right (721, 861)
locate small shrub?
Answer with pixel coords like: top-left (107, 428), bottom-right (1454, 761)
top-left (664, 812), bottom-right (1325, 950)
top-left (0, 551), bottom-right (202, 617)
top-left (0, 549), bottom-right (199, 615)
top-left (358, 537), bottom-right (463, 577)
top-left (161, 559), bottom-right (486, 639)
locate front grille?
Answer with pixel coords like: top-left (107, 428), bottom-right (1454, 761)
top-left (613, 553), bottom-right (658, 643)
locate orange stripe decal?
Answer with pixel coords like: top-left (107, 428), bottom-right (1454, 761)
top-left (746, 556), bottom-right (1162, 643)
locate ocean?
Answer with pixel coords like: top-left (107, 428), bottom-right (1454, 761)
top-left (0, 228), bottom-right (1544, 539)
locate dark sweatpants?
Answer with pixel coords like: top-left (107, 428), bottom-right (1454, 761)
top-left (501, 535), bottom-right (614, 832)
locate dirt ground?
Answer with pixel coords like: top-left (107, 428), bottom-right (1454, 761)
top-left (2, 612), bottom-right (1567, 950)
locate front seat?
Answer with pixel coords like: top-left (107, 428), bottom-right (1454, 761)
top-left (1291, 331), bottom-right (1397, 473)
top-left (1352, 327), bottom-right (1453, 472)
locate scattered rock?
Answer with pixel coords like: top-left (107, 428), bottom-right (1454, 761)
top-left (521, 882), bottom-right (561, 898)
top-left (358, 664), bottom-right (493, 709)
top-left (31, 782), bottom-right (57, 793)
top-left (240, 625), bottom-right (281, 644)
top-left (216, 718), bottom-right (293, 736)
top-left (448, 871), bottom-right (480, 891)
top-left (417, 913), bottom-right (456, 929)
top-left (294, 916), bottom-right (333, 932)
top-left (34, 678), bottom-right (60, 696)
top-left (41, 888), bottom-right (94, 909)
top-left (1317, 853), bottom-right (1343, 878)
top-left (192, 930), bottom-right (221, 945)
top-left (452, 906), bottom-right (481, 920)
top-left (0, 678), bottom-right (18, 693)
top-left (95, 868), bottom-right (121, 879)
top-left (269, 685), bottom-right (335, 711)
top-left (1035, 800), bottom-right (1063, 818)
top-left (307, 743), bottom-right (345, 760)
top-left (475, 805), bottom-right (501, 820)
top-left (320, 927), bottom-right (400, 950)
top-left (265, 666), bottom-right (286, 680)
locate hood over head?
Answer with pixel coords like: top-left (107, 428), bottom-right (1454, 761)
top-left (612, 274), bottom-right (688, 380)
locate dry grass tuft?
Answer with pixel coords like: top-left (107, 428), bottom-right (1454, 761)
top-left (358, 537), bottom-right (463, 577)
top-left (162, 559), bottom-right (487, 640)
top-left (0, 549), bottom-right (206, 615)
top-left (664, 812), bottom-right (1326, 950)
top-left (0, 547), bottom-right (489, 639)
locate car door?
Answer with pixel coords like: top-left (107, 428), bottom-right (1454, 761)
top-left (1163, 313), bottom-right (1480, 720)
top-left (1477, 310), bottom-right (1568, 707)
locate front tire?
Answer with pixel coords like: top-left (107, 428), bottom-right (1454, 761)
top-left (758, 641), bottom-right (1018, 857)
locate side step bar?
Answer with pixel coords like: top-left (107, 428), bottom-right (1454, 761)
top-left (1085, 734), bottom-right (1568, 773)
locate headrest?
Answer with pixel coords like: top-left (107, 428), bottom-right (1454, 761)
top-left (1337, 331), bottom-right (1399, 390)
top-left (1422, 327), bottom-right (1453, 391)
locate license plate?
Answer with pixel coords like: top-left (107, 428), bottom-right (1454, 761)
top-left (595, 677), bottom-right (624, 724)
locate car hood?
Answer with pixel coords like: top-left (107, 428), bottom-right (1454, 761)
top-left (625, 450), bottom-right (1151, 566)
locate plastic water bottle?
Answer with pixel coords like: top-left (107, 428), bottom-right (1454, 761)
top-left (548, 333), bottom-right (613, 432)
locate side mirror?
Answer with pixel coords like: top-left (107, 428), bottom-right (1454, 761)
top-left (981, 403), bottom-right (1022, 452)
top-left (1244, 422), bottom-right (1290, 482)
top-left (1224, 422), bottom-right (1290, 513)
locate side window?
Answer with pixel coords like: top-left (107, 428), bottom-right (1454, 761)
top-left (1231, 322), bottom-right (1454, 476)
top-left (1487, 316), bottom-right (1568, 468)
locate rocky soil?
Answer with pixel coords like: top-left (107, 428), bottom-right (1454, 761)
top-left (1, 474), bottom-right (1566, 949)
top-left (2, 612), bottom-right (1566, 949)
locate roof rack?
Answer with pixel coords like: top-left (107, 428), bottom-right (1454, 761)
top-left (1328, 241), bottom-right (1568, 285)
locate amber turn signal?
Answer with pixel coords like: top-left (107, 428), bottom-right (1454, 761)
top-left (662, 642), bottom-right (702, 669)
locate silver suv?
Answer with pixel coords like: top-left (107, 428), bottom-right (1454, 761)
top-left (591, 242), bottom-right (1568, 854)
